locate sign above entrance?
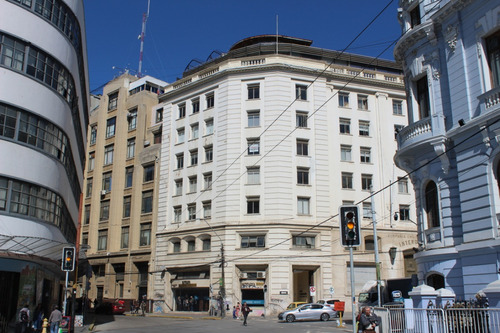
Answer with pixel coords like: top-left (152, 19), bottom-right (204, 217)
top-left (309, 286), bottom-right (316, 296)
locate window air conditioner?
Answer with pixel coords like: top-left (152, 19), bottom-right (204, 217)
top-left (257, 271), bottom-right (266, 279)
top-left (240, 272), bottom-right (248, 279)
top-left (100, 190), bottom-right (107, 196)
top-left (144, 140), bottom-right (150, 147)
top-left (127, 112), bottom-right (134, 118)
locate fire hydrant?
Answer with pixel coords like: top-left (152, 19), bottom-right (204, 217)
top-left (41, 318), bottom-right (49, 333)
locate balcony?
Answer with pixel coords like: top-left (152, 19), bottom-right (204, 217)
top-left (477, 86), bottom-right (500, 118)
top-left (397, 117), bottom-right (432, 149)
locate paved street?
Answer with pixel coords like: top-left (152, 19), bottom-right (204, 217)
top-left (90, 313), bottom-right (355, 333)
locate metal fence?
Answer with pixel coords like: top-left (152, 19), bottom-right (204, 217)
top-left (373, 307), bottom-right (500, 333)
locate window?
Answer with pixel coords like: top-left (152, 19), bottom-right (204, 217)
top-left (140, 223), bottom-right (152, 246)
top-left (90, 125), bottom-right (97, 145)
top-left (296, 111), bottom-right (308, 128)
top-left (177, 128), bottom-right (185, 143)
top-left (247, 167), bottom-right (260, 184)
top-left (187, 240), bottom-right (195, 252)
top-left (206, 93), bottom-right (214, 109)
top-left (487, 30), bottom-right (500, 88)
top-left (188, 203), bottom-right (196, 220)
top-left (205, 119), bottom-right (214, 135)
top-left (155, 108), bottom-right (163, 123)
top-left (358, 95), bottom-right (368, 110)
top-left (190, 150), bottom-right (198, 166)
top-left (395, 124), bottom-right (405, 139)
top-left (82, 232), bottom-right (88, 246)
top-left (247, 110), bottom-right (260, 127)
top-left (1, 35), bottom-right (24, 71)
top-left (203, 201), bottom-right (211, 218)
top-left (247, 139), bottom-right (260, 155)
top-left (241, 235), bottom-right (265, 248)
top-left (127, 138), bottom-right (135, 159)
top-left (175, 179), bottom-right (183, 195)
top-left (189, 176), bottom-right (197, 193)
top-left (176, 153), bottom-right (184, 169)
top-left (123, 196), bottom-right (131, 218)
top-left (205, 146), bottom-right (213, 162)
top-left (204, 173), bottom-right (212, 190)
top-left (340, 118), bottom-right (351, 134)
top-left (342, 172), bottom-right (353, 189)
top-left (191, 123), bottom-right (199, 140)
top-left (416, 76), bottom-right (430, 119)
top-left (86, 178), bottom-right (93, 197)
top-left (100, 200), bottom-right (110, 221)
top-left (296, 139), bottom-right (308, 156)
top-left (399, 205), bottom-right (410, 221)
top-left (293, 236), bottom-right (315, 248)
top-left (247, 197), bottom-right (260, 214)
top-left (398, 177), bottom-right (408, 194)
top-left (98, 229), bottom-right (108, 250)
top-left (178, 103), bottom-right (186, 119)
top-left (106, 117), bottom-right (116, 138)
top-left (202, 238), bottom-right (211, 251)
top-left (393, 100), bottom-right (403, 115)
top-left (128, 109), bottom-right (137, 130)
top-left (295, 84), bottom-right (307, 100)
top-left (125, 167), bottom-right (133, 188)
top-left (360, 147), bottom-right (371, 163)
top-left (297, 168), bottom-right (309, 185)
top-left (88, 152), bottom-right (95, 171)
top-left (173, 241), bottom-right (181, 253)
top-left (104, 144), bottom-right (114, 165)
top-left (248, 84), bottom-right (260, 99)
top-left (142, 190), bottom-right (153, 214)
top-left (143, 164), bottom-right (154, 182)
top-left (84, 204), bottom-right (90, 225)
top-left (102, 172), bottom-right (112, 192)
top-left (363, 202), bottom-right (372, 219)
top-left (0, 178), bottom-right (6, 211)
top-left (121, 226), bottom-right (129, 249)
top-left (425, 181), bottom-right (440, 228)
top-left (361, 174), bottom-right (373, 191)
top-left (154, 130), bottom-right (162, 144)
top-left (108, 92), bottom-right (118, 111)
top-left (341, 145), bottom-right (352, 161)
top-left (359, 121), bottom-right (370, 136)
top-left (297, 197), bottom-right (310, 215)
top-left (192, 98), bottom-right (200, 113)
top-left (173, 206), bottom-right (182, 223)
top-left (339, 92), bottom-right (349, 108)
top-left (410, 4), bottom-right (421, 28)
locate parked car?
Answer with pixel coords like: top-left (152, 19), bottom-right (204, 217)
top-left (286, 301), bottom-right (307, 310)
top-left (95, 301), bottom-right (125, 315)
top-left (317, 299), bottom-right (341, 317)
top-left (278, 303), bottom-right (336, 322)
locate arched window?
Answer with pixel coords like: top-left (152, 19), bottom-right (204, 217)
top-left (425, 181), bottom-right (440, 228)
top-left (426, 273), bottom-right (445, 290)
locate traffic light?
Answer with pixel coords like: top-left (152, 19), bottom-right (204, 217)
top-left (339, 205), bottom-right (361, 247)
top-left (61, 247), bottom-right (75, 271)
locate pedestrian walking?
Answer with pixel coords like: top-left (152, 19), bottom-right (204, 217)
top-left (235, 302), bottom-right (241, 319)
top-left (17, 304), bottom-right (30, 333)
top-left (33, 304), bottom-right (43, 332)
top-left (359, 306), bottom-right (379, 333)
top-left (48, 305), bottom-right (62, 333)
top-left (140, 299), bottom-right (146, 316)
top-left (241, 302), bottom-right (252, 326)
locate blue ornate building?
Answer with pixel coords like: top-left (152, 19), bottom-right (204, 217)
top-left (394, 0), bottom-right (500, 299)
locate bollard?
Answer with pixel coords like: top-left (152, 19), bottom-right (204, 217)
top-left (41, 318), bottom-right (49, 333)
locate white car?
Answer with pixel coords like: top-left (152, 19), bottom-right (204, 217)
top-left (317, 299), bottom-right (342, 317)
top-left (278, 303), bottom-right (337, 322)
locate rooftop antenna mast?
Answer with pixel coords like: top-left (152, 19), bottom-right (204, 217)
top-left (138, 0), bottom-right (150, 78)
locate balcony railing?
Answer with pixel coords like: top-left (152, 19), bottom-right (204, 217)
top-left (397, 117), bottom-right (432, 148)
top-left (478, 86), bottom-right (500, 115)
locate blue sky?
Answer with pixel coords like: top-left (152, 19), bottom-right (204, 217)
top-left (84, 0), bottom-right (402, 92)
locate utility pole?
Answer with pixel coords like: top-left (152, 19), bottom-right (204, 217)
top-left (371, 187), bottom-right (382, 307)
top-left (220, 244), bottom-right (226, 318)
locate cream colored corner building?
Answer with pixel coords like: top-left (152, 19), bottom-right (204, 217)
top-left (152, 36), bottom-right (417, 315)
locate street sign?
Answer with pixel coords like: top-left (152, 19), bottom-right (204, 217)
top-left (329, 286), bottom-right (335, 295)
top-left (309, 286), bottom-right (316, 296)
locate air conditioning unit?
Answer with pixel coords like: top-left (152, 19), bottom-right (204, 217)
top-left (100, 190), bottom-right (107, 196)
top-left (257, 271), bottom-right (266, 279)
top-left (240, 272), bottom-right (248, 279)
top-left (144, 140), bottom-right (150, 147)
top-left (127, 112), bottom-right (134, 118)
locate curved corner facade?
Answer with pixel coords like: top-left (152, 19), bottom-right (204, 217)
top-left (394, 0), bottom-right (500, 298)
top-left (0, 0), bottom-right (89, 321)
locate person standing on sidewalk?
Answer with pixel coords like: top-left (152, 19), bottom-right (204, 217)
top-left (48, 305), bottom-right (62, 333)
top-left (241, 302), bottom-right (252, 326)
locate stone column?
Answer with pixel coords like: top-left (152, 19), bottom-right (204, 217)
top-left (436, 288), bottom-right (455, 308)
top-left (407, 284), bottom-right (438, 333)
